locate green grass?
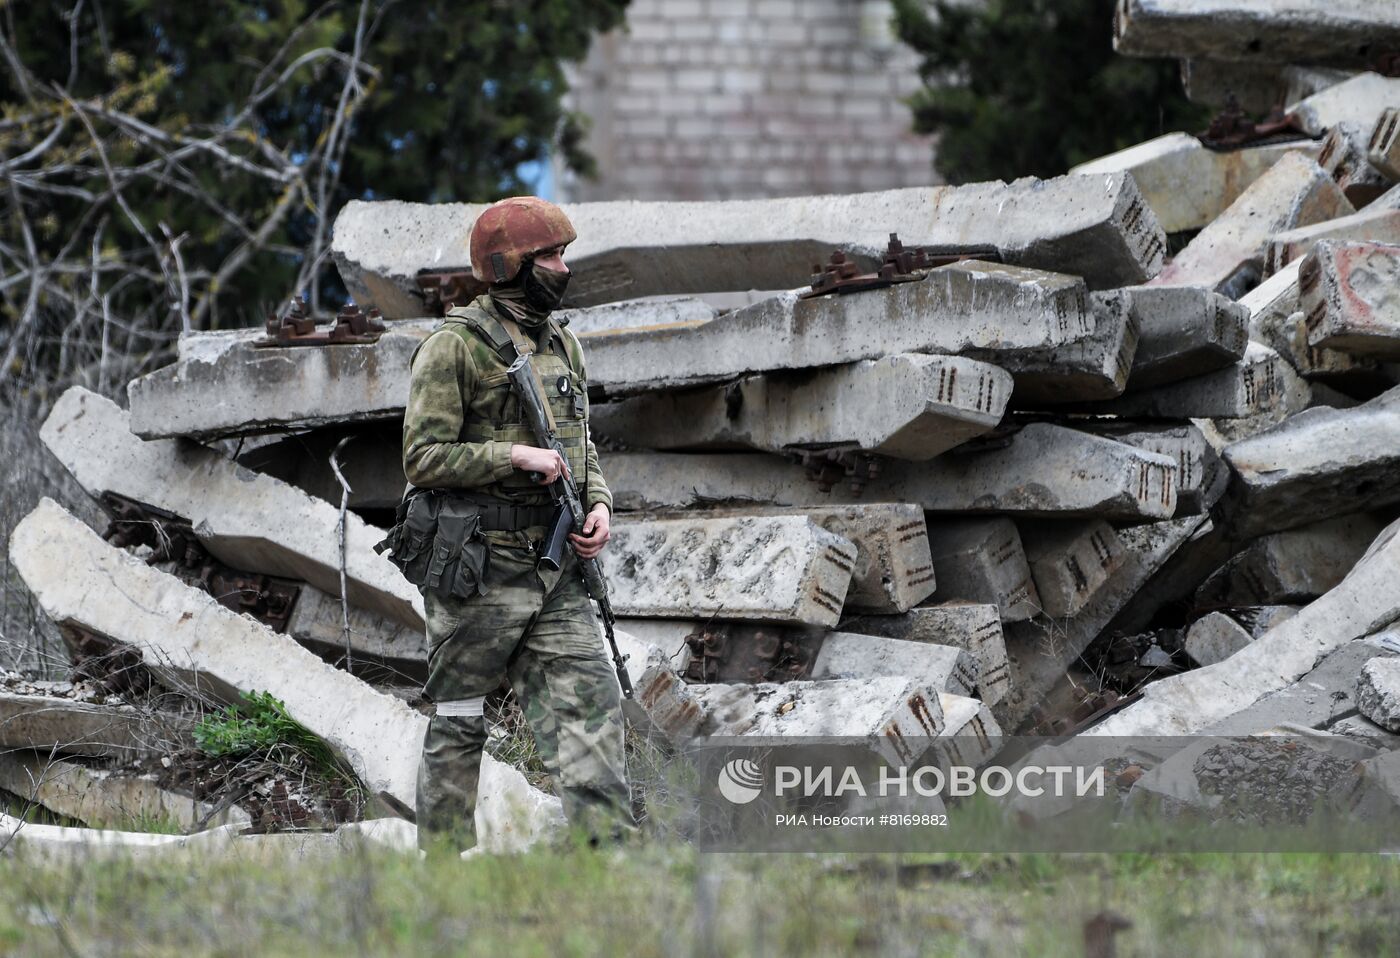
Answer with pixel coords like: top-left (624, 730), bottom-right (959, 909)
top-left (0, 844), bottom-right (1396, 956)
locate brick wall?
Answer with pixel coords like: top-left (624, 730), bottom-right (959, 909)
top-left (559, 0), bottom-right (940, 202)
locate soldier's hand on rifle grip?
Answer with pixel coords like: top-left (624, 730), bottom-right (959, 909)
top-left (509, 444), bottom-right (571, 484)
top-left (569, 503), bottom-right (611, 559)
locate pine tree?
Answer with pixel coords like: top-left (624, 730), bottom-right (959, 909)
top-left (890, 0), bottom-right (1210, 184)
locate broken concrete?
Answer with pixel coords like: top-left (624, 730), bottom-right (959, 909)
top-left (810, 633), bottom-right (979, 700)
top-left (1070, 133), bottom-right (1320, 233)
top-left (1183, 612), bottom-right (1253, 666)
top-left (1000, 515), bottom-right (1209, 731)
top-left (1232, 605), bottom-right (1301, 638)
top-left (40, 387), bottom-right (423, 631)
top-left (1114, 4), bottom-right (1400, 71)
top-left (1148, 152), bottom-right (1353, 292)
top-left (925, 519), bottom-right (1041, 623)
top-left (591, 353), bottom-right (1012, 460)
top-left (1288, 73), bottom-right (1400, 138)
top-left (1122, 285), bottom-right (1249, 391)
top-left (1019, 520), bottom-right (1127, 619)
top-left (839, 604), bottom-right (1010, 707)
top-left (603, 424), bottom-right (1179, 520)
top-left (1266, 209), bottom-right (1400, 277)
top-left (655, 503), bottom-right (935, 615)
top-left (1088, 516), bottom-right (1400, 737)
top-left (1196, 514), bottom-right (1387, 605)
top-left (1357, 657), bottom-right (1400, 733)
top-left (1370, 107), bottom-right (1400, 181)
top-left (1087, 342), bottom-right (1310, 420)
top-left (583, 264), bottom-right (1093, 398)
top-left (1302, 240), bottom-right (1400, 359)
top-left (1222, 385), bottom-right (1400, 536)
top-left (558, 296), bottom-right (718, 335)
top-left (332, 174), bottom-right (1165, 317)
top-left (600, 515), bottom-right (858, 627)
top-left (8, 499), bottom-right (558, 849)
top-left (0, 752), bottom-right (249, 830)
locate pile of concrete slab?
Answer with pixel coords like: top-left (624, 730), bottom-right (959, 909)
top-left (7, 1), bottom-right (1400, 848)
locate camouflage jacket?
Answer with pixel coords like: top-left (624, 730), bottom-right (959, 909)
top-left (402, 294), bottom-right (611, 515)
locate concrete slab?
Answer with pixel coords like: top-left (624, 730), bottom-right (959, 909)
top-left (1082, 422), bottom-right (1228, 516)
top-left (1267, 208), bottom-right (1400, 277)
top-left (1114, 3), bottom-right (1400, 71)
top-left (129, 321), bottom-right (434, 441)
top-left (1232, 604), bottom-right (1302, 638)
top-left (603, 423), bottom-right (1179, 520)
top-left (8, 499), bottom-right (557, 849)
top-left (1302, 239), bottom-right (1400, 358)
top-left (590, 353), bottom-right (1012, 460)
top-left (1314, 122), bottom-right (1392, 208)
top-left (1288, 73), bottom-right (1400, 138)
top-left (1183, 612), bottom-right (1253, 666)
top-left (0, 753), bottom-right (249, 830)
top-left (1071, 133), bottom-right (1320, 233)
top-left (810, 633), bottom-right (979, 700)
top-left (583, 264), bottom-right (1093, 398)
top-left (1122, 285), bottom-right (1249, 391)
top-left (1148, 152), bottom-right (1353, 291)
top-left (925, 519), bottom-right (1040, 623)
top-left (1202, 635), bottom-right (1397, 736)
top-left (1370, 107), bottom-right (1400, 181)
top-left (839, 604), bottom-right (1009, 706)
top-left (1180, 60), bottom-right (1350, 113)
top-left (285, 583), bottom-right (426, 681)
top-left (1082, 342), bottom-right (1310, 419)
top-left (1088, 516), bottom-right (1400, 737)
top-left (1222, 384), bottom-right (1400, 536)
top-left (648, 503), bottom-right (935, 615)
top-left (599, 514), bottom-right (859, 627)
top-left (1000, 515), bottom-right (1209, 732)
top-left (1196, 514), bottom-right (1388, 605)
top-left (0, 688), bottom-right (186, 760)
top-left (999, 289), bottom-right (1139, 405)
top-left (1019, 520), bottom-right (1128, 619)
top-left (41, 387), bottom-right (423, 631)
top-left (332, 175), bottom-right (1166, 317)
top-left (1357, 657), bottom-right (1400, 732)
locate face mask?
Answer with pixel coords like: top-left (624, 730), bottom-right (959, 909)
top-left (521, 261), bottom-right (571, 314)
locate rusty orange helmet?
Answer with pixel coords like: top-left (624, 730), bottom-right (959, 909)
top-left (468, 196), bottom-right (577, 284)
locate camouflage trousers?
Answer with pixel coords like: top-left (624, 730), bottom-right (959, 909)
top-left (417, 541), bottom-right (634, 850)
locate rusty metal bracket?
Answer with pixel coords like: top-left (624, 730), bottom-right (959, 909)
top-left (417, 269), bottom-right (489, 317)
top-left (1196, 95), bottom-right (1316, 151)
top-left (788, 448), bottom-right (882, 496)
top-left (682, 624), bottom-right (822, 684)
top-left (255, 298), bottom-right (385, 348)
top-left (98, 494), bottom-right (300, 633)
top-left (800, 234), bottom-right (1003, 299)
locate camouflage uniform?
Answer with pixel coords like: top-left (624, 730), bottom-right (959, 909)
top-left (403, 293), bottom-right (633, 849)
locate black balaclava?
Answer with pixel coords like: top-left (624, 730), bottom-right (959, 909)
top-left (492, 259), bottom-right (571, 327)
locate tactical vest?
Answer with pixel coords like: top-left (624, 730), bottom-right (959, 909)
top-left (425, 297), bottom-right (591, 505)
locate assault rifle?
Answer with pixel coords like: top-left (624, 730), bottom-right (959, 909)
top-left (506, 353), bottom-right (633, 698)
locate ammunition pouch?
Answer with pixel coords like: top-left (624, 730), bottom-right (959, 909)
top-left (375, 489), bottom-right (497, 599)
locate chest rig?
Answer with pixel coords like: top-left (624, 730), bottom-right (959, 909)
top-left (439, 299), bottom-right (591, 502)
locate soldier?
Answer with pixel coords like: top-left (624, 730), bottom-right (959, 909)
top-left (384, 196), bottom-right (635, 852)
